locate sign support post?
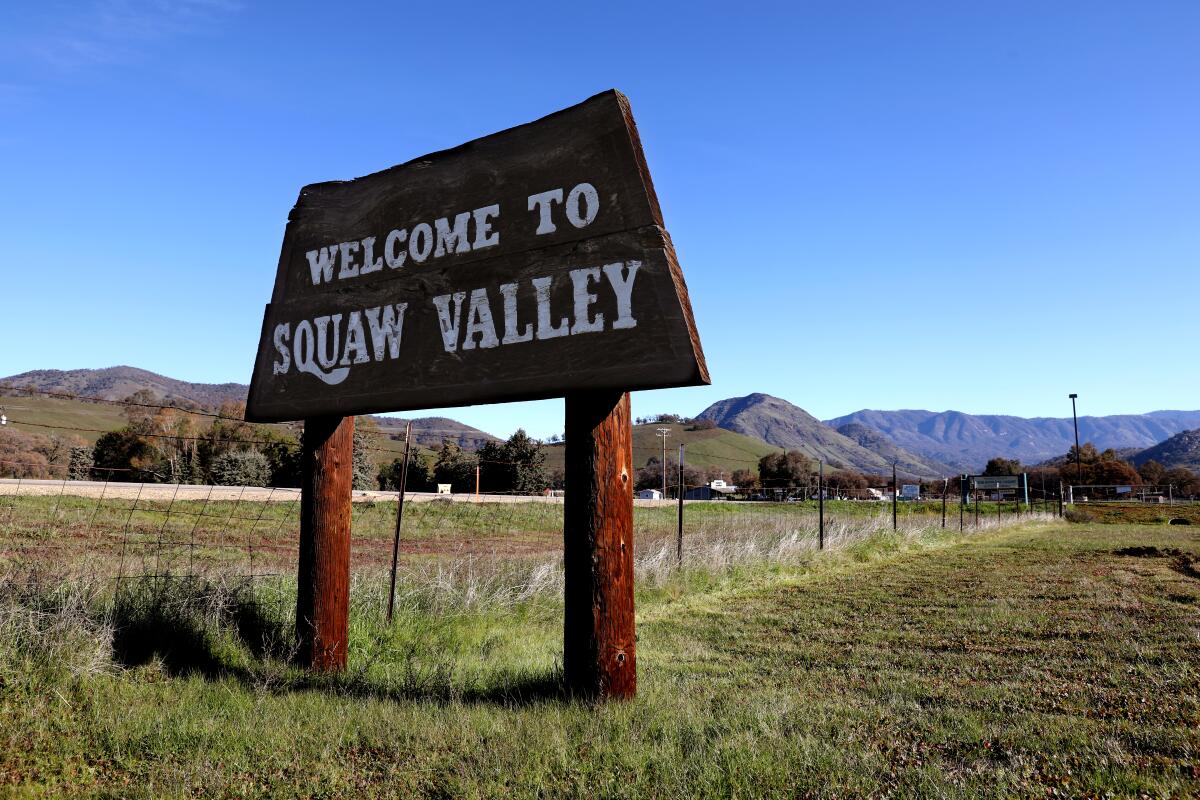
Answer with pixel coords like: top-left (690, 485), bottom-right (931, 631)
top-left (296, 415), bottom-right (354, 671)
top-left (563, 391), bottom-right (636, 700)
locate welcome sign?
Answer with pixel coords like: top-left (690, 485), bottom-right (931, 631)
top-left (246, 90), bottom-right (708, 422)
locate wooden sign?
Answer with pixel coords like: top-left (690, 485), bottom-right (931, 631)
top-left (246, 90), bottom-right (708, 422)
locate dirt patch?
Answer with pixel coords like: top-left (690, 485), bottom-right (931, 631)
top-left (1112, 546), bottom-right (1200, 581)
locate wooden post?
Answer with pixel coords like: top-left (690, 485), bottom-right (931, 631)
top-left (296, 415), bottom-right (354, 672)
top-left (563, 390), bottom-right (635, 700)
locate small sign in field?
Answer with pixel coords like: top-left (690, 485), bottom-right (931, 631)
top-left (972, 476), bottom-right (1020, 490)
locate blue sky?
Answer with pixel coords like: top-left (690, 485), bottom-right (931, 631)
top-left (3, 1), bottom-right (1197, 439)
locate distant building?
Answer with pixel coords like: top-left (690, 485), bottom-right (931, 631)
top-left (684, 480), bottom-right (737, 501)
top-left (636, 489), bottom-right (663, 500)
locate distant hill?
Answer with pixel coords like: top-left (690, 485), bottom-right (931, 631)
top-left (370, 415), bottom-right (498, 451)
top-left (826, 409), bottom-right (1200, 473)
top-left (543, 421), bottom-right (782, 478)
top-left (1, 367), bottom-right (247, 408)
top-left (1132, 429), bottom-right (1200, 471)
top-left (1, 367), bottom-right (499, 452)
top-left (697, 394), bottom-right (947, 479)
top-left (835, 422), bottom-right (957, 477)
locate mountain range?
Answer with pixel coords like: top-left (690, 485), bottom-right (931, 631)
top-left (4, 368), bottom-right (1198, 477)
top-left (825, 407), bottom-right (1200, 473)
top-left (697, 394), bottom-right (953, 478)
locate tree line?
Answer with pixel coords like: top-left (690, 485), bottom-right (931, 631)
top-left (0, 391), bottom-right (549, 494)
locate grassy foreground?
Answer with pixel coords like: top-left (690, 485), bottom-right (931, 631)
top-left (2, 519), bottom-right (1198, 798)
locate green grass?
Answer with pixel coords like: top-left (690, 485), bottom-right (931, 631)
top-left (0, 394), bottom-right (129, 446)
top-left (1, 515), bottom-right (1197, 797)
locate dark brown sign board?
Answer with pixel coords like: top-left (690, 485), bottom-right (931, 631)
top-left (246, 90), bottom-right (708, 422)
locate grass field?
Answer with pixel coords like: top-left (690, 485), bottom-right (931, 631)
top-left (1, 504), bottom-right (1197, 797)
top-left (0, 395), bottom-right (128, 446)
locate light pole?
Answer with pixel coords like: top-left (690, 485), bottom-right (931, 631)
top-left (656, 427), bottom-right (671, 498)
top-left (1069, 393), bottom-right (1082, 491)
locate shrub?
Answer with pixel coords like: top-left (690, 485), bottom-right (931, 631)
top-left (1064, 508), bottom-right (1096, 524)
top-left (210, 450), bottom-right (271, 487)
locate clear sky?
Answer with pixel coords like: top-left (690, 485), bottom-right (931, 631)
top-left (3, 1), bottom-right (1197, 439)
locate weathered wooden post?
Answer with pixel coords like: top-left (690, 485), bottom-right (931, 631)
top-left (564, 391), bottom-right (635, 699)
top-left (296, 415), bottom-right (354, 671)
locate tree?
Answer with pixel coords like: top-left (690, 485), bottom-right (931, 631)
top-left (635, 457), bottom-right (704, 494)
top-left (68, 446), bottom-right (93, 481)
top-left (378, 450), bottom-right (433, 492)
top-left (477, 429), bottom-right (548, 494)
top-left (351, 430), bottom-right (376, 490)
top-left (261, 436), bottom-right (302, 488)
top-left (731, 468), bottom-right (758, 490)
top-left (92, 428), bottom-right (162, 482)
top-left (210, 450), bottom-right (272, 487)
top-left (826, 469), bottom-right (869, 497)
top-left (1137, 459), bottom-right (1168, 485)
top-left (433, 440), bottom-right (478, 492)
top-left (758, 450), bottom-right (813, 487)
top-left (983, 457), bottom-right (1022, 476)
top-left (1163, 467), bottom-right (1200, 498)
top-left (1087, 459), bottom-right (1140, 486)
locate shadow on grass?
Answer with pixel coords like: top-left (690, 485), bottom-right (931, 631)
top-left (107, 577), bottom-right (566, 707)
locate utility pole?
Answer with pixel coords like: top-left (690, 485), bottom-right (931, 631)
top-left (656, 427), bottom-right (671, 498)
top-left (1069, 393), bottom-right (1082, 492)
top-left (676, 444), bottom-right (685, 566)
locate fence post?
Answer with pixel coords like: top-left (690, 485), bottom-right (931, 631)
top-left (296, 415), bottom-right (354, 672)
top-left (563, 391), bottom-right (635, 700)
top-left (959, 476), bottom-right (964, 531)
top-left (818, 460), bottom-right (824, 550)
top-left (892, 463), bottom-right (898, 531)
top-left (386, 420), bottom-right (413, 624)
top-left (941, 477), bottom-right (947, 528)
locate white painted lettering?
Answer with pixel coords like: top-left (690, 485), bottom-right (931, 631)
top-left (338, 310), bottom-right (371, 366)
top-left (565, 183), bottom-right (599, 228)
top-left (603, 261), bottom-right (640, 329)
top-left (500, 282), bottom-right (532, 345)
top-left (432, 291), bottom-right (467, 352)
top-left (305, 246), bottom-right (337, 285)
top-left (434, 212), bottom-right (472, 257)
top-left (472, 204), bottom-right (500, 250)
top-left (569, 267), bottom-right (604, 334)
top-left (462, 288), bottom-right (500, 350)
top-left (360, 237), bottom-right (384, 275)
top-left (313, 314), bottom-right (343, 369)
top-left (293, 319), bottom-right (350, 385)
top-left (384, 229), bottom-right (407, 269)
top-left (337, 242), bottom-right (360, 279)
top-left (532, 276), bottom-right (569, 339)
top-left (409, 223), bottom-right (433, 262)
top-left (528, 188), bottom-right (563, 235)
top-left (272, 323), bottom-right (291, 374)
top-left (364, 304), bottom-right (407, 361)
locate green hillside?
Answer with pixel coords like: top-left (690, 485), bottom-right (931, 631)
top-left (1, 393), bottom-right (129, 445)
top-left (543, 422), bottom-right (781, 476)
